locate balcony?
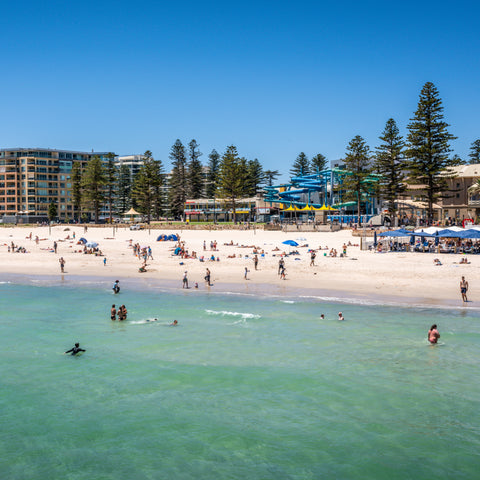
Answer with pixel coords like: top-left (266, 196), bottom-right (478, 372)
top-left (468, 199), bottom-right (480, 206)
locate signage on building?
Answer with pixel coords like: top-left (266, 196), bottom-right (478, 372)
top-left (257, 208), bottom-right (270, 214)
top-left (185, 210), bottom-right (204, 215)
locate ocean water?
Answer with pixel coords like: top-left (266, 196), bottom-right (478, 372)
top-left (1, 278), bottom-right (479, 479)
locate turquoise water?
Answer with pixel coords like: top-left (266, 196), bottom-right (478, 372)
top-left (1, 278), bottom-right (479, 479)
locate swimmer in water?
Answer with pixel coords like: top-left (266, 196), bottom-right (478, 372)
top-left (320, 314), bottom-right (325, 319)
top-left (65, 343), bottom-right (86, 355)
top-left (111, 304), bottom-right (116, 321)
top-left (170, 320), bottom-right (178, 326)
top-left (338, 312), bottom-right (345, 321)
top-left (113, 280), bottom-right (120, 294)
top-left (428, 324), bottom-right (440, 344)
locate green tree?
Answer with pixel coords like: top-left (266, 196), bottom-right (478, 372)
top-left (375, 118), bottom-right (406, 221)
top-left (405, 82), bottom-right (458, 222)
top-left (187, 139), bottom-right (204, 198)
top-left (105, 152), bottom-right (117, 224)
top-left (132, 150), bottom-right (163, 223)
top-left (217, 145), bottom-right (245, 223)
top-left (206, 149), bottom-right (220, 198)
top-left (245, 159), bottom-right (264, 196)
top-left (81, 155), bottom-right (107, 223)
top-left (343, 135), bottom-right (371, 223)
top-left (71, 161), bottom-right (82, 221)
top-left (48, 201), bottom-right (57, 222)
top-left (311, 153), bottom-right (327, 173)
top-left (469, 139), bottom-right (480, 164)
top-left (117, 163), bottom-right (132, 214)
top-left (264, 169), bottom-right (280, 187)
top-left (168, 139), bottom-right (188, 219)
top-left (290, 152), bottom-right (310, 177)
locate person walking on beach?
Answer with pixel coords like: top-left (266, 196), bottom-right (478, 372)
top-left (254, 255), bottom-right (258, 270)
top-left (53, 241), bottom-right (57, 254)
top-left (205, 268), bottom-right (211, 286)
top-left (103, 257), bottom-right (107, 266)
top-left (310, 250), bottom-right (316, 266)
top-left (59, 257), bottom-right (65, 273)
top-left (460, 276), bottom-right (469, 302)
top-left (183, 271), bottom-right (189, 289)
top-left (111, 304), bottom-right (116, 321)
top-left (428, 324), bottom-right (440, 344)
top-left (278, 258), bottom-right (285, 275)
top-left (244, 267), bottom-right (249, 280)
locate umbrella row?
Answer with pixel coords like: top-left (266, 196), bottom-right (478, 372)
top-left (379, 228), bottom-right (480, 239)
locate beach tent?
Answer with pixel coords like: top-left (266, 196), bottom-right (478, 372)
top-left (414, 226), bottom-right (442, 235)
top-left (437, 229), bottom-right (460, 237)
top-left (457, 229), bottom-right (480, 239)
top-left (378, 229), bottom-right (412, 237)
top-left (86, 241), bottom-right (98, 248)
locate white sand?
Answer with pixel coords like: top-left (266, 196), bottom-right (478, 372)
top-left (0, 225), bottom-right (476, 305)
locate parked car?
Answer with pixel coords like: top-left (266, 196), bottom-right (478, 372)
top-left (129, 224), bottom-right (144, 231)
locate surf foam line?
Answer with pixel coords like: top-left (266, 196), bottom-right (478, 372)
top-left (205, 309), bottom-right (261, 319)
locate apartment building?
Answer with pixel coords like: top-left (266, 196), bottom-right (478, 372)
top-left (0, 148), bottom-right (112, 221)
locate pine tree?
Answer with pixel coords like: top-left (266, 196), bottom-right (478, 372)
top-left (187, 139), bottom-right (204, 198)
top-left (245, 159), bottom-right (264, 196)
top-left (168, 139), bottom-right (188, 219)
top-left (71, 162), bottom-right (82, 221)
top-left (343, 136), bottom-right (371, 223)
top-left (311, 153), bottom-right (327, 173)
top-left (469, 140), bottom-right (480, 164)
top-left (375, 118), bottom-right (406, 221)
top-left (206, 149), bottom-right (220, 198)
top-left (105, 152), bottom-right (117, 223)
top-left (217, 145), bottom-right (244, 223)
top-left (131, 150), bottom-right (163, 223)
top-left (264, 170), bottom-right (280, 187)
top-left (117, 163), bottom-right (132, 214)
top-left (290, 152), bottom-right (310, 177)
top-left (81, 156), bottom-right (107, 223)
top-left (48, 201), bottom-right (57, 223)
top-left (405, 82), bottom-right (458, 222)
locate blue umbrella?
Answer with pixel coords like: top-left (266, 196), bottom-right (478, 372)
top-left (79, 237), bottom-right (87, 244)
top-left (86, 241), bottom-right (98, 248)
top-left (282, 240), bottom-right (299, 247)
top-left (458, 229), bottom-right (480, 239)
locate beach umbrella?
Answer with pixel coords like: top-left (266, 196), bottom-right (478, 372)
top-left (282, 240), bottom-right (299, 247)
top-left (457, 229), bottom-right (480, 239)
top-left (78, 237), bottom-right (87, 244)
top-left (86, 241), bottom-right (98, 248)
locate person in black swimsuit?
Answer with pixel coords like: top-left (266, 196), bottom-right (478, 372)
top-left (65, 343), bottom-right (86, 355)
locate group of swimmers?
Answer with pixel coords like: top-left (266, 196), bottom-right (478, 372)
top-left (111, 304), bottom-right (127, 321)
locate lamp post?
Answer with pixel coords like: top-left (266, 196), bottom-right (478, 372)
top-left (213, 196), bottom-right (216, 225)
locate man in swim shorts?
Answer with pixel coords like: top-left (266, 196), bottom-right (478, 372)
top-left (460, 276), bottom-right (468, 302)
top-left (428, 324), bottom-right (440, 344)
top-left (65, 343), bottom-right (86, 355)
top-left (111, 304), bottom-right (116, 320)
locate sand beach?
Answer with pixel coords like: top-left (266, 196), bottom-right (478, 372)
top-left (1, 224), bottom-right (476, 306)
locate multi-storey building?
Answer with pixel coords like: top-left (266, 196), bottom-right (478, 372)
top-left (0, 148), bottom-right (112, 221)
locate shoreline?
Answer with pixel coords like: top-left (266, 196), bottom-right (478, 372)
top-left (1, 225), bottom-right (477, 309)
top-left (2, 271), bottom-right (478, 312)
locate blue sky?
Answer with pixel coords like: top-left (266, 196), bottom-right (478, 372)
top-left (1, 0), bottom-right (478, 177)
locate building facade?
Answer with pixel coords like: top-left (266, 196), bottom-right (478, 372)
top-left (0, 148), bottom-right (112, 221)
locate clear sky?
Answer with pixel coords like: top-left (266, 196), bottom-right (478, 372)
top-left (1, 0), bottom-right (478, 177)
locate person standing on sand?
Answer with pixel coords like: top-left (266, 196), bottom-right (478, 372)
top-left (428, 324), bottom-right (440, 344)
top-left (183, 271), bottom-right (188, 289)
top-left (54, 241), bottom-right (57, 254)
top-left (205, 268), bottom-right (211, 286)
top-left (254, 255), bottom-right (258, 270)
top-left (310, 250), bottom-right (316, 266)
top-left (59, 257), bottom-right (65, 273)
top-left (460, 276), bottom-right (469, 302)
